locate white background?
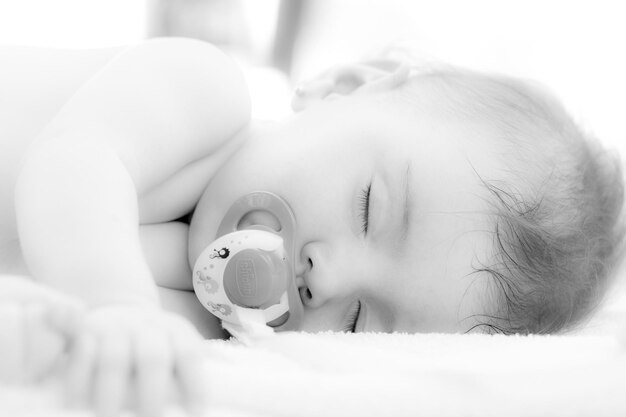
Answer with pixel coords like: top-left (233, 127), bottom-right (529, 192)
top-left (0, 0), bottom-right (624, 152)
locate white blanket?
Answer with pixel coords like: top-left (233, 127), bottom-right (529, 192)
top-left (2, 272), bottom-right (626, 417)
top-left (2, 330), bottom-right (626, 416)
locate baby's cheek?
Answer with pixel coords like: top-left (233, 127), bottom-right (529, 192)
top-left (187, 198), bottom-right (218, 267)
top-left (188, 219), bottom-right (210, 268)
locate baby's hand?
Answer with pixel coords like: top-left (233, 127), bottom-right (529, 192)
top-left (66, 305), bottom-right (206, 417)
top-left (0, 276), bottom-right (84, 384)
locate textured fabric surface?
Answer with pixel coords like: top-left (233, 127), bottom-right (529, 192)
top-left (2, 267), bottom-right (625, 416)
top-left (1, 329), bottom-right (625, 417)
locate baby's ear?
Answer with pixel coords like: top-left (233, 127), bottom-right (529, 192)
top-left (291, 59), bottom-right (410, 112)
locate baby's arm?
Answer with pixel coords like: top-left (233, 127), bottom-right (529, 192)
top-left (16, 38), bottom-right (249, 307)
top-left (14, 38), bottom-right (250, 415)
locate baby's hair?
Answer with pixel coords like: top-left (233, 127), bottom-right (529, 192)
top-left (390, 64), bottom-right (624, 334)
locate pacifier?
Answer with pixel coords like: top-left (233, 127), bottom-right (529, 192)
top-left (192, 192), bottom-right (303, 335)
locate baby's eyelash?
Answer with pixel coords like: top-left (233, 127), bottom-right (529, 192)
top-left (359, 183), bottom-right (371, 235)
top-left (342, 301), bottom-right (361, 333)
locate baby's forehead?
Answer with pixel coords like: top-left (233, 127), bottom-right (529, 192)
top-left (388, 195), bottom-right (496, 332)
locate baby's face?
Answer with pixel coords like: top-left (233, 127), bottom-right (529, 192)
top-left (189, 85), bottom-right (503, 333)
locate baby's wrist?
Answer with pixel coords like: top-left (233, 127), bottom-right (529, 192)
top-left (64, 265), bottom-right (161, 309)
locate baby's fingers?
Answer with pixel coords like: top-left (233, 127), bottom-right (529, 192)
top-left (0, 303), bottom-right (23, 383)
top-left (93, 336), bottom-right (131, 417)
top-left (23, 302), bottom-right (66, 381)
top-left (65, 334), bottom-right (97, 408)
top-left (135, 328), bottom-right (172, 417)
top-left (173, 333), bottom-right (207, 416)
top-left (291, 79), bottom-right (334, 112)
top-left (46, 298), bottom-right (85, 336)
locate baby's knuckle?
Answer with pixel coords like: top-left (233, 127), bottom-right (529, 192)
top-left (98, 343), bottom-right (129, 369)
top-left (98, 352), bottom-right (124, 370)
top-left (136, 345), bottom-right (169, 368)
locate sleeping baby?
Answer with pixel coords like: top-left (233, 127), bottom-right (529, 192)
top-left (0, 38), bottom-right (623, 416)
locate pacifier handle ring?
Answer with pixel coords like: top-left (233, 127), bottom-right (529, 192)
top-left (216, 191), bottom-right (296, 252)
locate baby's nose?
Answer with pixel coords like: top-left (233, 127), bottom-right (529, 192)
top-left (297, 251), bottom-right (323, 307)
top-left (297, 242), bottom-right (352, 308)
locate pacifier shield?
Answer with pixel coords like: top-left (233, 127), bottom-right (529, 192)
top-left (192, 191), bottom-right (303, 331)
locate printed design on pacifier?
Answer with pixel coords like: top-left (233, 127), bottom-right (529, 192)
top-left (209, 247), bottom-right (230, 259)
top-left (192, 192), bottom-right (304, 332)
top-left (206, 301), bottom-right (232, 316)
top-left (195, 269), bottom-right (219, 294)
